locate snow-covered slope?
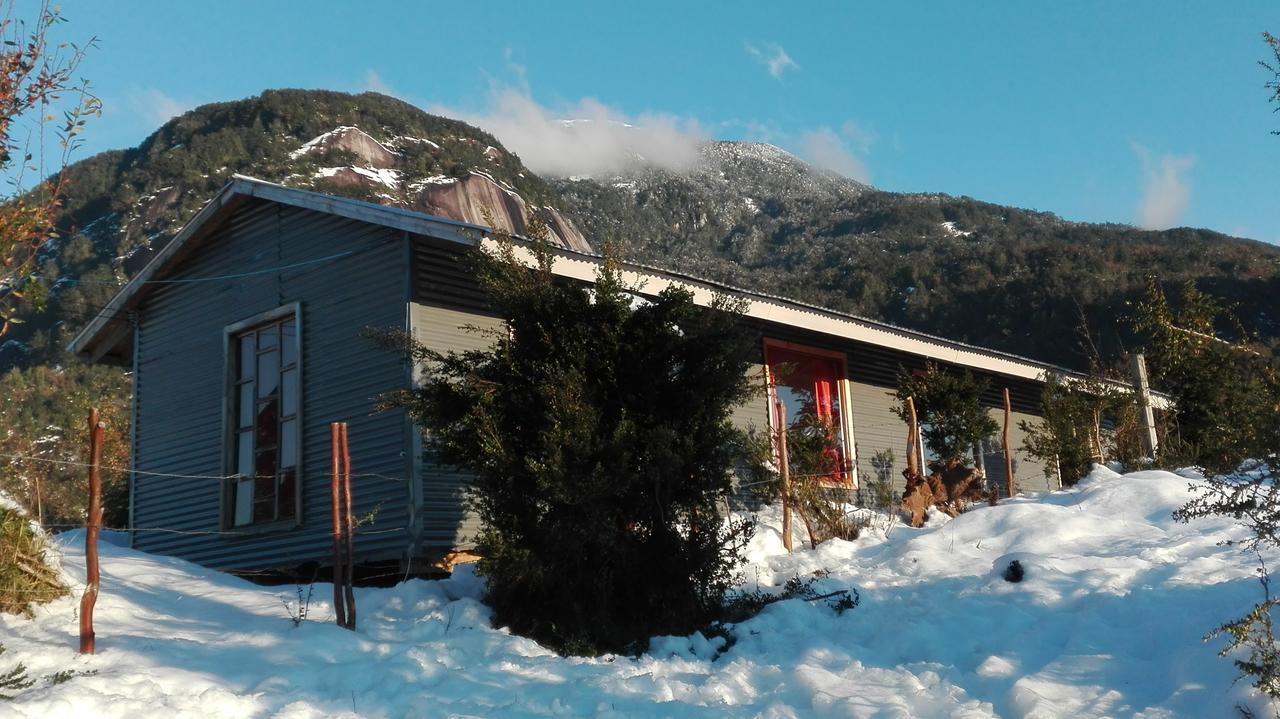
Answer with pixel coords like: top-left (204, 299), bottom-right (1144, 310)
top-left (0, 468), bottom-right (1271, 717)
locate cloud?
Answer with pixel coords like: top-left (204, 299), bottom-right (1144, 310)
top-left (794, 125), bottom-right (871, 183)
top-left (126, 87), bottom-right (192, 129)
top-left (1133, 143), bottom-right (1195, 229)
top-left (430, 86), bottom-right (707, 178)
top-left (746, 43), bottom-right (799, 79)
top-left (363, 70), bottom-right (395, 96)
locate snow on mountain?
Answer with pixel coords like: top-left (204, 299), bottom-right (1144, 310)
top-left (607, 140), bottom-right (872, 204)
top-left (0, 468), bottom-right (1270, 717)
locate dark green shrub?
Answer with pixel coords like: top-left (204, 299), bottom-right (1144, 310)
top-left (383, 233), bottom-right (757, 654)
top-left (893, 363), bottom-right (998, 469)
top-left (1134, 279), bottom-right (1279, 474)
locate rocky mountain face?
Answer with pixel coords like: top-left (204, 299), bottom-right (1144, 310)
top-left (7, 89), bottom-right (1280, 373)
top-left (290, 126), bottom-right (590, 252)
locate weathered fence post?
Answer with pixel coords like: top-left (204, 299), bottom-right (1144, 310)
top-left (340, 422), bottom-right (356, 631)
top-left (775, 401), bottom-right (793, 553)
top-left (1130, 353), bottom-right (1159, 460)
top-left (1002, 389), bottom-right (1014, 499)
top-left (329, 422), bottom-right (347, 628)
top-left (905, 397), bottom-right (920, 478)
top-left (79, 409), bottom-right (104, 655)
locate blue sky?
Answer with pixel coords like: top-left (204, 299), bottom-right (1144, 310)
top-left (45, 1), bottom-right (1280, 242)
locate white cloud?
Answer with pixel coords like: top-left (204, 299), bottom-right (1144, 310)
top-left (126, 88), bottom-right (191, 129)
top-left (363, 69), bottom-right (395, 96)
top-left (430, 86), bottom-right (707, 178)
top-left (795, 126), bottom-right (871, 183)
top-left (746, 43), bottom-right (799, 79)
top-left (1133, 143), bottom-right (1195, 229)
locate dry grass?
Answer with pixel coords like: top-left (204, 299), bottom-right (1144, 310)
top-left (0, 507), bottom-right (65, 616)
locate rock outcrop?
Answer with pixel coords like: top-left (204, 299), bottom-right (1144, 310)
top-left (292, 127), bottom-right (592, 252)
top-left (290, 126), bottom-right (398, 168)
top-left (413, 173), bottom-right (591, 253)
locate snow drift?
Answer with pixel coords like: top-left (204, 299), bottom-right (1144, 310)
top-left (0, 467), bottom-right (1271, 717)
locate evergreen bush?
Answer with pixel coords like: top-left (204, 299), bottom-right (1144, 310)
top-left (892, 363), bottom-right (998, 470)
top-left (383, 232), bottom-right (757, 654)
top-left (1134, 279), bottom-right (1280, 474)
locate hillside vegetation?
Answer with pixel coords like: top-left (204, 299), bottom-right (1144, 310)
top-left (556, 148), bottom-right (1280, 368)
top-left (3, 88), bottom-right (1279, 525)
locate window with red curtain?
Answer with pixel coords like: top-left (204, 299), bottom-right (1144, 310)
top-left (765, 344), bottom-right (850, 484)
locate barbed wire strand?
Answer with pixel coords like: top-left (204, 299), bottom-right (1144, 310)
top-left (0, 452), bottom-right (411, 483)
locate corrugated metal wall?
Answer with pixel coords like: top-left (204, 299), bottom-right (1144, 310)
top-left (407, 302), bottom-right (503, 550)
top-left (982, 408), bottom-right (1055, 494)
top-left (132, 199), bottom-right (412, 571)
top-left (848, 380), bottom-right (910, 494)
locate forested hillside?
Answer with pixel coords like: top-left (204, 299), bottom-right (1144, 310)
top-left (2, 88), bottom-right (1279, 523)
top-left (556, 147), bottom-right (1280, 369)
top-left (7, 88), bottom-right (1278, 371)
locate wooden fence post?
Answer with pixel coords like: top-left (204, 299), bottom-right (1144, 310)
top-left (1130, 353), bottom-right (1159, 460)
top-left (905, 397), bottom-right (920, 478)
top-left (79, 409), bottom-right (104, 655)
top-left (329, 423), bottom-right (347, 628)
top-left (1002, 389), bottom-right (1014, 499)
top-left (774, 401), bottom-right (792, 553)
top-left (340, 422), bottom-right (356, 631)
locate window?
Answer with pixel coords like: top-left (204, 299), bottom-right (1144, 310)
top-left (765, 342), bottom-right (853, 485)
top-left (227, 309), bottom-right (300, 527)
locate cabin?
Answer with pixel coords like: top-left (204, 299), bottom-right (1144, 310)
top-left (68, 176), bottom-right (1164, 575)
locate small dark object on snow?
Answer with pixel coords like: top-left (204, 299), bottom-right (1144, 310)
top-left (1004, 560), bottom-right (1025, 583)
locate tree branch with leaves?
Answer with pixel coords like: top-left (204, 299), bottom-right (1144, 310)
top-left (0, 1), bottom-right (99, 336)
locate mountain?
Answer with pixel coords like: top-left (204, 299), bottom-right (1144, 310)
top-left (1, 89), bottom-right (589, 365)
top-left (556, 145), bottom-right (1280, 369)
top-left (6, 88), bottom-right (1280, 373)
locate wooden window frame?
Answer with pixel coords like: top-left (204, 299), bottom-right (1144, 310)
top-left (220, 303), bottom-right (304, 532)
top-left (763, 338), bottom-right (858, 488)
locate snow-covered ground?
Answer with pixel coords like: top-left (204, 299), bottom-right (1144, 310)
top-left (1, 467), bottom-right (1273, 718)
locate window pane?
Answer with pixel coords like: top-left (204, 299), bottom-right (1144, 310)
top-left (257, 350), bottom-right (279, 398)
top-left (258, 324), bottom-right (279, 350)
top-left (234, 478), bottom-right (254, 526)
top-left (281, 318), bottom-right (297, 366)
top-left (767, 346), bottom-right (847, 481)
top-left (280, 419), bottom-right (297, 468)
top-left (229, 313), bottom-right (299, 526)
top-left (281, 368), bottom-right (297, 416)
top-left (256, 449), bottom-right (278, 480)
top-left (237, 431), bottom-right (254, 477)
top-left (238, 383), bottom-right (254, 428)
top-left (253, 497), bottom-right (274, 523)
top-left (278, 468), bottom-right (296, 519)
top-left (253, 470), bottom-right (277, 523)
top-left (238, 334), bottom-right (256, 380)
top-left (256, 399), bottom-right (279, 447)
